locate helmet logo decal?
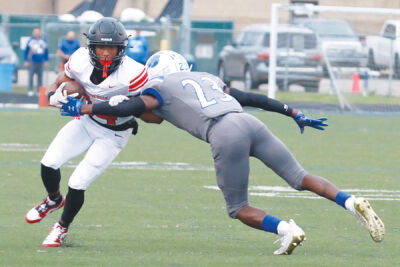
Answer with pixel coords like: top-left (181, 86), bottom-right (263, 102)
top-left (147, 54), bottom-right (160, 68)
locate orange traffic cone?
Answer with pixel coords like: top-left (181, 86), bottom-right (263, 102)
top-left (351, 73), bottom-right (361, 93)
top-left (39, 86), bottom-right (47, 107)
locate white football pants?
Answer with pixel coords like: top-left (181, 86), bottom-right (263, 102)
top-left (41, 115), bottom-right (132, 190)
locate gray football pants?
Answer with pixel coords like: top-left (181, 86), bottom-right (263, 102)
top-left (208, 112), bottom-right (307, 218)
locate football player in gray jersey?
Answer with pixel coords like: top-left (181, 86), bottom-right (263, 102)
top-left (61, 50), bottom-right (384, 255)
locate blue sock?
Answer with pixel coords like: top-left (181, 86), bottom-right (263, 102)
top-left (335, 191), bottom-right (351, 209)
top-left (261, 214), bottom-right (282, 235)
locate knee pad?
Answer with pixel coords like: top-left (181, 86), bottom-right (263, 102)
top-left (68, 161), bottom-right (104, 190)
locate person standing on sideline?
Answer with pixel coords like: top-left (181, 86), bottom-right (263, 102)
top-left (60, 50), bottom-right (385, 255)
top-left (57, 31), bottom-right (80, 71)
top-left (24, 28), bottom-right (49, 96)
top-left (126, 29), bottom-right (149, 65)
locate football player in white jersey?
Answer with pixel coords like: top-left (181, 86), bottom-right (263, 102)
top-left (25, 17), bottom-right (148, 247)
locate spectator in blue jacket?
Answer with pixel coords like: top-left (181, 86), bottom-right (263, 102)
top-left (57, 31), bottom-right (80, 71)
top-left (24, 28), bottom-right (49, 96)
top-left (126, 29), bottom-right (149, 65)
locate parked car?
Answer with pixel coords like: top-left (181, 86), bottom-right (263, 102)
top-left (217, 24), bottom-right (323, 92)
top-left (300, 19), bottom-right (368, 72)
top-left (365, 20), bottom-right (400, 76)
top-left (0, 26), bottom-right (19, 83)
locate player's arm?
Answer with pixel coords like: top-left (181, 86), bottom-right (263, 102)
top-left (225, 87), bottom-right (296, 117)
top-left (47, 72), bottom-right (75, 108)
top-left (67, 94), bottom-right (159, 118)
top-left (48, 72), bottom-right (75, 93)
top-left (225, 87), bottom-right (328, 134)
top-left (140, 111), bottom-right (163, 124)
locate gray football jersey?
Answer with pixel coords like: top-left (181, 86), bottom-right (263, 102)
top-left (141, 72), bottom-right (243, 141)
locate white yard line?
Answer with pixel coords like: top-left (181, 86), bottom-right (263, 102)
top-left (0, 143), bottom-right (46, 152)
top-left (204, 185), bottom-right (400, 201)
top-left (0, 103), bottom-right (39, 109)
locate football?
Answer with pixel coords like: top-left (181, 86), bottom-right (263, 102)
top-left (62, 80), bottom-right (86, 100)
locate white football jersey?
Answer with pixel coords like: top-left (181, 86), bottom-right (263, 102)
top-left (65, 47), bottom-right (148, 126)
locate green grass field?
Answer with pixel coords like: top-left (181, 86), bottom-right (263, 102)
top-left (1, 108), bottom-right (400, 266)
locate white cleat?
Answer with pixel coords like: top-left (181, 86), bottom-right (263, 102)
top-left (273, 219), bottom-right (306, 255)
top-left (354, 197), bottom-right (385, 242)
top-left (42, 222), bottom-right (68, 247)
top-left (25, 196), bottom-right (65, 224)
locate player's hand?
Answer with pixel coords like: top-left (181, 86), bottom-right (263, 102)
top-left (49, 82), bottom-right (78, 108)
top-left (60, 96), bottom-right (83, 117)
top-left (293, 111), bottom-right (328, 134)
top-left (109, 95), bottom-right (129, 106)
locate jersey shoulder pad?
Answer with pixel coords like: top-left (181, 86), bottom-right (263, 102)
top-left (64, 47), bottom-right (89, 79)
top-left (141, 78), bottom-right (164, 106)
top-left (143, 77), bottom-right (163, 90)
top-left (122, 57), bottom-right (148, 94)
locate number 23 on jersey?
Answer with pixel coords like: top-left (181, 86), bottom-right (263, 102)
top-left (181, 77), bottom-right (233, 109)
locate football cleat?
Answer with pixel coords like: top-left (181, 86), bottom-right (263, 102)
top-left (42, 222), bottom-right (68, 247)
top-left (354, 197), bottom-right (385, 242)
top-left (25, 196), bottom-right (65, 224)
top-left (273, 219), bottom-right (306, 255)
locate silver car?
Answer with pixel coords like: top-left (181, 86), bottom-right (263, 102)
top-left (217, 24), bottom-right (323, 92)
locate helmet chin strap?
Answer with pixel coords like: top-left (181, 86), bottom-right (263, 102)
top-left (100, 58), bottom-right (112, 78)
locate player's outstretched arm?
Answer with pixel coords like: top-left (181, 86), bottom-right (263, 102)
top-left (225, 87), bottom-right (295, 116)
top-left (225, 87), bottom-right (328, 134)
top-left (292, 111), bottom-right (328, 134)
top-left (140, 111), bottom-right (163, 124)
top-left (60, 95), bottom-right (160, 118)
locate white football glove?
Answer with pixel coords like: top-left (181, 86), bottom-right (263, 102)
top-left (49, 82), bottom-right (79, 108)
top-left (109, 95), bottom-right (129, 106)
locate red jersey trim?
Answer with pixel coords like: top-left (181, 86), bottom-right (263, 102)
top-left (129, 72), bottom-right (148, 89)
top-left (130, 68), bottom-right (146, 84)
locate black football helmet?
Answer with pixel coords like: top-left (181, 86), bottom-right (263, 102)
top-left (84, 17), bottom-right (128, 77)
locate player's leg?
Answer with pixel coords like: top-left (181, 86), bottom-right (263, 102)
top-left (26, 119), bottom-right (93, 224)
top-left (42, 129), bottom-right (131, 247)
top-left (27, 64), bottom-right (34, 96)
top-left (251, 122), bottom-right (384, 242)
top-left (61, 137), bottom-right (124, 227)
top-left (302, 174), bottom-right (384, 242)
top-left (37, 64), bottom-right (43, 91)
top-left (211, 137), bottom-right (305, 255)
top-left (301, 174), bottom-right (339, 200)
top-left (209, 113), bottom-right (305, 255)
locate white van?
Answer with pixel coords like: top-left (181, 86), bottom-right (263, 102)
top-left (300, 19), bottom-right (368, 74)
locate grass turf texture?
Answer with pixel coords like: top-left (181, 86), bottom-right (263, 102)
top-left (0, 108), bottom-right (399, 266)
